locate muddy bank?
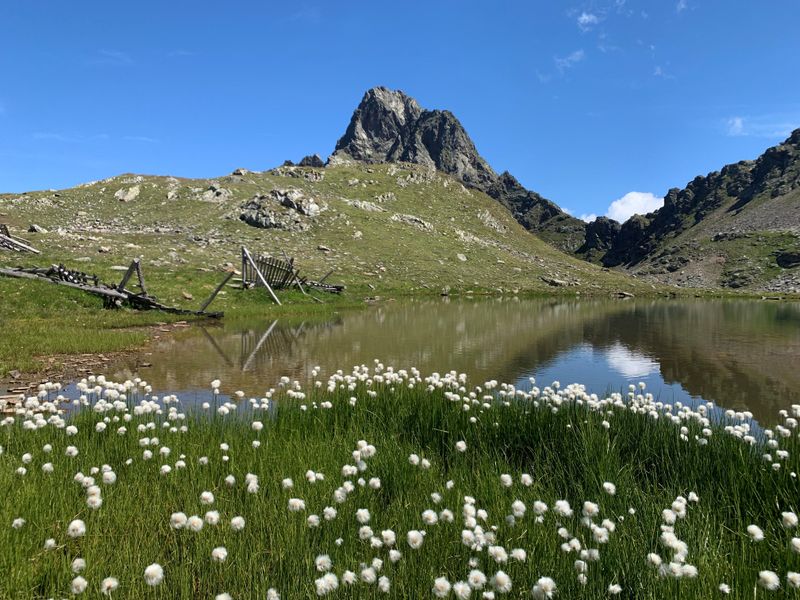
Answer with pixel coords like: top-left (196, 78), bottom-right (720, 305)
top-left (0, 321), bottom-right (196, 394)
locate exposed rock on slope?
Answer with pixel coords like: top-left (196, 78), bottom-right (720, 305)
top-left (598, 129), bottom-right (800, 290)
top-left (332, 87), bottom-right (587, 252)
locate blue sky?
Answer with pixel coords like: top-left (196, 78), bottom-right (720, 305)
top-left (1, 1), bottom-right (798, 221)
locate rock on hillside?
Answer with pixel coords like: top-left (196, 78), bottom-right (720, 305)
top-left (331, 87), bottom-right (587, 252)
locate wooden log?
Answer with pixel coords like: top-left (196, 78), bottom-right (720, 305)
top-left (241, 247), bottom-right (248, 288)
top-left (0, 267), bottom-right (129, 300)
top-left (117, 259), bottom-right (139, 291)
top-left (135, 260), bottom-right (148, 295)
top-left (242, 247), bottom-right (281, 305)
top-left (199, 271), bottom-right (234, 312)
top-left (0, 233), bottom-right (40, 254)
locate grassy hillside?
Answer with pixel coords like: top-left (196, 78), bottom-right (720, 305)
top-left (630, 187), bottom-right (799, 291)
top-left (0, 162), bottom-right (664, 377)
top-left (0, 162), bottom-right (647, 298)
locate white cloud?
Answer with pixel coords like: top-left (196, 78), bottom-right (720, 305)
top-left (123, 135), bottom-right (159, 143)
top-left (676, 0), bottom-right (688, 13)
top-left (726, 116), bottom-right (744, 136)
top-left (577, 12), bottom-right (599, 31)
top-left (561, 206), bottom-right (573, 216)
top-left (87, 49), bottom-right (134, 67)
top-left (554, 49), bottom-right (585, 72)
top-left (607, 191), bottom-right (663, 222)
top-left (725, 115), bottom-right (797, 139)
top-left (579, 213), bottom-right (598, 223)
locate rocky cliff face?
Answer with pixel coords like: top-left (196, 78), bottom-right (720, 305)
top-left (599, 129), bottom-right (800, 291)
top-left (332, 87), bottom-right (587, 252)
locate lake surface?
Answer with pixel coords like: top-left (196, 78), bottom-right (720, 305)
top-left (105, 298), bottom-right (800, 425)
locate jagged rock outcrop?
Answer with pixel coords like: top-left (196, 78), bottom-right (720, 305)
top-left (332, 87), bottom-right (587, 251)
top-left (298, 154), bottom-right (325, 168)
top-left (239, 188), bottom-right (325, 231)
top-left (603, 129), bottom-right (800, 269)
top-left (577, 217), bottom-right (622, 261)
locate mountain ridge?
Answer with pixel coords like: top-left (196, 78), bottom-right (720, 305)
top-left (330, 86), bottom-right (799, 291)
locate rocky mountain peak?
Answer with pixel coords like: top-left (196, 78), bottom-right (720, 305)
top-left (332, 87), bottom-right (423, 164)
top-left (331, 86), bottom-right (587, 251)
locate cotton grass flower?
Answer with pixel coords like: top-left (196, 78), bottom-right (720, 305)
top-left (315, 554), bottom-right (332, 572)
top-left (200, 491), bottom-right (215, 505)
top-left (211, 546), bottom-right (228, 562)
top-left (452, 581), bottom-right (471, 599)
top-left (603, 482), bottom-right (616, 495)
top-left (100, 577), bottom-right (119, 596)
top-left (531, 577), bottom-right (557, 599)
top-left (170, 512), bottom-right (187, 529)
top-left (554, 500), bottom-right (573, 518)
top-left (288, 498), bottom-right (305, 512)
top-left (67, 519), bottom-right (86, 538)
top-left (407, 530), bottom-right (425, 549)
top-left (230, 516), bottom-right (245, 531)
top-left (782, 512), bottom-right (798, 529)
top-left (433, 577), bottom-right (452, 598)
top-left (144, 563), bottom-right (164, 586)
top-left (71, 576), bottom-right (88, 594)
top-left (491, 570), bottom-right (512, 593)
top-left (747, 525), bottom-right (764, 542)
top-left (759, 570), bottom-right (780, 590)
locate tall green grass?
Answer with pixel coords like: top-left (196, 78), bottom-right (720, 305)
top-left (0, 371), bottom-right (798, 598)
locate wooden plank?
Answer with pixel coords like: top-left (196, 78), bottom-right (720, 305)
top-left (0, 233), bottom-right (40, 254)
top-left (199, 271), bottom-right (234, 312)
top-left (117, 260), bottom-right (138, 291)
top-left (0, 267), bottom-right (129, 300)
top-left (242, 247), bottom-right (281, 305)
top-left (241, 247), bottom-right (248, 288)
top-left (317, 268), bottom-right (334, 284)
top-left (135, 260), bottom-right (148, 295)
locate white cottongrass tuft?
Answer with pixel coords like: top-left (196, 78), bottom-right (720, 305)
top-left (144, 563), bottom-right (164, 586)
top-left (532, 577), bottom-right (557, 599)
top-left (71, 576), bottom-right (88, 594)
top-left (211, 546), bottom-right (228, 562)
top-left (747, 524), bottom-right (764, 542)
top-left (407, 529), bottom-right (425, 549)
top-left (67, 519), bottom-right (86, 538)
top-left (758, 570), bottom-right (780, 590)
top-left (433, 577), bottom-right (452, 597)
top-left (100, 577), bottom-right (119, 596)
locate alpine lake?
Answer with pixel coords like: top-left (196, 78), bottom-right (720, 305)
top-left (100, 297), bottom-right (800, 426)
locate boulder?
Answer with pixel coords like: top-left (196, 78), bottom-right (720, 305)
top-left (776, 251), bottom-right (800, 268)
top-left (114, 185), bottom-right (140, 202)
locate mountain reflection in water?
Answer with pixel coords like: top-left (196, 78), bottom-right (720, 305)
top-left (106, 298), bottom-right (800, 424)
